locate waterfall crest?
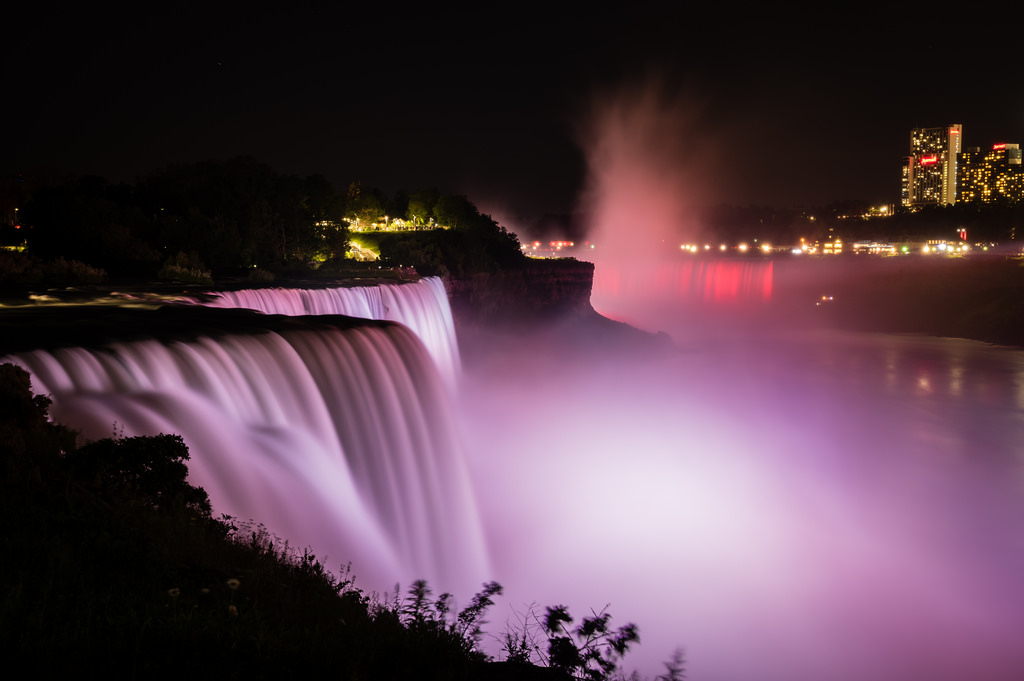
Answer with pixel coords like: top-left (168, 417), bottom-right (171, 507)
top-left (5, 310), bottom-right (486, 591)
top-left (200, 277), bottom-right (461, 388)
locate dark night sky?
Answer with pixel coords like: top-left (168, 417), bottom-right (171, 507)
top-left (5, 3), bottom-right (1022, 223)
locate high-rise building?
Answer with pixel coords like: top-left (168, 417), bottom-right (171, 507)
top-left (901, 125), bottom-right (962, 207)
top-left (957, 143), bottom-right (1024, 203)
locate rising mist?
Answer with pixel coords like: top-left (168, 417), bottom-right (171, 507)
top-left (454, 85), bottom-right (1024, 680)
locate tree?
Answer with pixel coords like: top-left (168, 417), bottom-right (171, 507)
top-left (135, 157), bottom-right (334, 272)
top-left (433, 193), bottom-right (476, 230)
top-left (68, 434), bottom-right (212, 517)
top-left (346, 181), bottom-right (385, 228)
top-left (22, 178), bottom-right (161, 276)
top-left (406, 188), bottom-right (440, 228)
top-left (0, 363), bottom-right (76, 464)
top-left (658, 648), bottom-right (686, 681)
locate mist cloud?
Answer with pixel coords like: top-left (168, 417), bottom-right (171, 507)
top-left (577, 78), bottom-right (722, 263)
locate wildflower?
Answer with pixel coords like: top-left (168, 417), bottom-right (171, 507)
top-left (226, 578), bottom-right (240, 590)
top-left (168, 588), bottom-right (181, 598)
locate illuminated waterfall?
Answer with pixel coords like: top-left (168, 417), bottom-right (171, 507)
top-left (592, 259), bottom-right (773, 305)
top-left (198, 277), bottom-right (460, 387)
top-left (4, 280), bottom-right (485, 590)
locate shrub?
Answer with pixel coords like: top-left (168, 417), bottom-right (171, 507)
top-left (66, 433), bottom-right (212, 516)
top-left (43, 256), bottom-right (108, 284)
top-left (499, 601), bottom-right (644, 680)
top-left (0, 252), bottom-right (107, 285)
top-left (0, 251), bottom-right (43, 284)
top-left (247, 267), bottom-right (276, 283)
top-left (158, 251), bottom-right (213, 284)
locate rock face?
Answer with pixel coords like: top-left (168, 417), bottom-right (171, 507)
top-left (443, 257), bottom-right (676, 362)
top-left (443, 258), bottom-right (596, 329)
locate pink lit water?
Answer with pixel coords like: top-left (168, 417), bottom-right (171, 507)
top-left (457, 261), bottom-right (1024, 679)
top-left (461, 322), bottom-right (1024, 680)
top-left (7, 275), bottom-right (1024, 680)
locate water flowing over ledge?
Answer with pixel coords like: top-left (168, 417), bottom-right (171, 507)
top-left (2, 279), bottom-right (488, 591)
top-left (195, 277), bottom-right (461, 388)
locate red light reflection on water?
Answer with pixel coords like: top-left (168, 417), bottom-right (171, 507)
top-left (593, 259), bottom-right (773, 305)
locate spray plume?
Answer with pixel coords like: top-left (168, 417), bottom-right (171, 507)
top-left (578, 79), bottom-right (718, 265)
top-left (574, 80), bottom-right (776, 333)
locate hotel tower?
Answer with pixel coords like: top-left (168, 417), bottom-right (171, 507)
top-left (901, 125), bottom-right (962, 207)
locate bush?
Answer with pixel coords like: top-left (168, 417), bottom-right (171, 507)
top-left (0, 251), bottom-right (107, 285)
top-left (67, 433), bottom-right (212, 516)
top-left (501, 602), bottom-right (641, 681)
top-left (158, 251), bottom-right (213, 284)
top-left (247, 267), bottom-right (276, 283)
top-left (0, 251), bottom-right (43, 284)
top-left (43, 256), bottom-right (108, 284)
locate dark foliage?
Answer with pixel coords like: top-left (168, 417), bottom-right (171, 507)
top-left (365, 224), bottom-right (524, 278)
top-left (19, 158), bottom-right (350, 277)
top-left (13, 158), bottom-right (533, 282)
top-left (541, 604), bottom-right (640, 681)
top-left (0, 362), bottom-right (77, 464)
top-left (0, 363), bottom-right (503, 679)
top-left (68, 433), bottom-right (212, 516)
top-left (21, 177), bottom-right (161, 277)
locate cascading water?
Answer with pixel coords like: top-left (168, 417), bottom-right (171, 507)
top-left (589, 258), bottom-right (774, 336)
top-left (593, 259), bottom-right (773, 305)
top-left (197, 277), bottom-right (461, 388)
top-left (3, 279), bottom-right (485, 591)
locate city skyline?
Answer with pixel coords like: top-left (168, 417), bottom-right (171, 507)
top-left (902, 124), bottom-right (1024, 209)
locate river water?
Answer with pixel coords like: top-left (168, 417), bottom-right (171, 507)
top-left (458, 298), bottom-right (1024, 680)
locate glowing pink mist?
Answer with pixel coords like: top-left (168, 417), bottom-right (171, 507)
top-left (574, 81), bottom-right (777, 333)
top-left (451, 82), bottom-right (1024, 680)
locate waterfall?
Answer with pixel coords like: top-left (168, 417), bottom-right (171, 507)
top-left (592, 259), bottom-right (773, 304)
top-left (3, 281), bottom-right (486, 591)
top-left (197, 277), bottom-right (461, 388)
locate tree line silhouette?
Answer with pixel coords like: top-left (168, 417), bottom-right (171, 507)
top-left (5, 157), bottom-right (524, 281)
